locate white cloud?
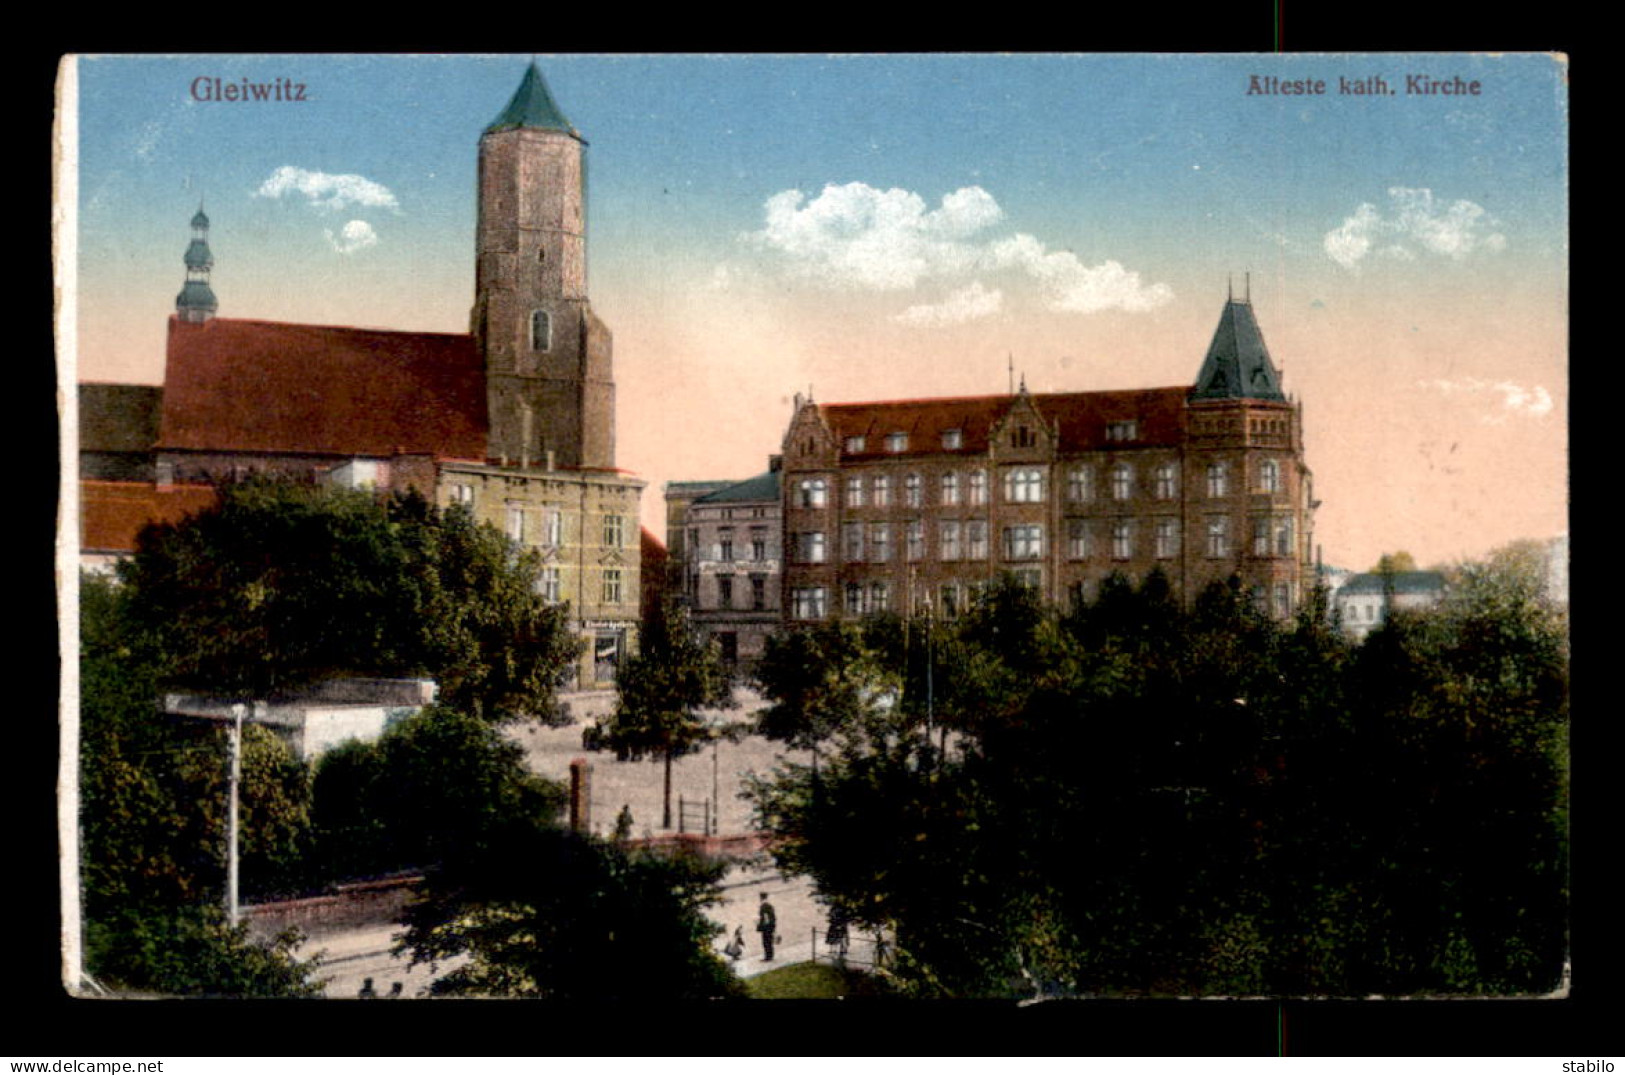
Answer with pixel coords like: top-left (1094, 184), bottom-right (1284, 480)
top-left (324, 219), bottom-right (379, 255)
top-left (1418, 377), bottom-right (1553, 422)
top-left (256, 166), bottom-right (400, 213)
top-left (893, 281), bottom-right (1004, 327)
top-left (744, 181), bottom-right (1172, 316)
top-left (989, 235), bottom-right (1173, 314)
top-left (1325, 187), bottom-right (1505, 270)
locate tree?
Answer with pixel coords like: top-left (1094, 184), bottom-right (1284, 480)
top-left (754, 619), bottom-right (900, 771)
top-left (589, 598), bottom-right (733, 829)
top-left (397, 816), bottom-right (745, 999)
top-left (1373, 549), bottom-right (1419, 574)
top-left (310, 706), bottom-right (567, 879)
top-left (119, 478), bottom-right (579, 722)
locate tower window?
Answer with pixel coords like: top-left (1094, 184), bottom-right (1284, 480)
top-left (531, 310), bottom-right (551, 351)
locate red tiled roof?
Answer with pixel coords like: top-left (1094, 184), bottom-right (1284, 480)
top-left (80, 480), bottom-right (219, 553)
top-left (820, 387), bottom-right (1190, 455)
top-left (159, 317), bottom-right (486, 459)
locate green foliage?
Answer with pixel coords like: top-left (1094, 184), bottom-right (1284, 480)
top-left (310, 707), bottom-right (568, 878)
top-left (118, 478), bottom-right (579, 721)
top-left (753, 619), bottom-right (901, 751)
top-left (747, 558), bottom-right (1568, 998)
top-left (397, 818), bottom-right (745, 999)
top-left (84, 905), bottom-right (321, 999)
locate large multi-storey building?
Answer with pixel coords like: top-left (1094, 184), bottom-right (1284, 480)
top-left (80, 63), bottom-right (642, 688)
top-left (665, 462), bottom-right (784, 669)
top-left (779, 296), bottom-right (1316, 621)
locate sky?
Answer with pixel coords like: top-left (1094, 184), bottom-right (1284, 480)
top-left (62, 53), bottom-right (1569, 572)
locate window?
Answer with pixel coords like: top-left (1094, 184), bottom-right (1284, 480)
top-left (1258, 459), bottom-right (1280, 494)
top-left (1253, 518), bottom-right (1270, 557)
top-left (940, 584), bottom-right (961, 620)
top-left (717, 575), bottom-right (734, 609)
top-left (1011, 425), bottom-right (1037, 449)
top-left (869, 581), bottom-right (890, 613)
top-left (843, 522), bottom-right (864, 562)
top-left (603, 568), bottom-right (623, 605)
top-left (719, 527), bottom-right (735, 562)
top-left (941, 472), bottom-right (960, 506)
top-left (845, 476), bottom-right (865, 507)
top-left (750, 527), bottom-right (767, 562)
top-left (870, 523), bottom-right (890, 563)
top-left (449, 483), bottom-right (474, 506)
top-left (1111, 520), bottom-right (1133, 560)
top-left (506, 506), bottom-right (526, 543)
top-left (1154, 463), bottom-right (1177, 500)
top-left (543, 509), bottom-right (563, 548)
top-left (1067, 468), bottom-right (1093, 503)
top-left (1273, 582), bottom-right (1293, 619)
top-left (1013, 567), bottom-right (1043, 591)
top-left (906, 520), bottom-right (925, 561)
top-left (1207, 463), bottom-right (1228, 498)
top-left (797, 478), bottom-right (827, 508)
top-left (1004, 468), bottom-right (1044, 503)
top-left (969, 469), bottom-right (987, 505)
top-left (531, 309), bottom-right (551, 351)
top-left (603, 514), bottom-right (624, 548)
top-left (752, 575), bottom-right (767, 611)
top-left (940, 520), bottom-right (962, 561)
top-left (1110, 463), bottom-right (1133, 501)
top-left (886, 432), bottom-right (908, 453)
top-left (792, 587), bottom-right (828, 620)
top-left (844, 435), bottom-right (866, 453)
top-left (1067, 519), bottom-right (1091, 560)
top-left (967, 520), bottom-right (989, 560)
top-left (1106, 419), bottom-right (1139, 442)
top-left (539, 566), bottom-right (561, 603)
top-left (845, 582), bottom-right (864, 615)
top-left (1275, 516), bottom-right (1294, 557)
top-left (1207, 517), bottom-right (1229, 557)
top-left (1155, 519), bottom-right (1179, 559)
top-left (797, 531), bottom-right (827, 564)
top-left (905, 473), bottom-right (923, 508)
top-left (942, 429), bottom-right (963, 450)
top-left (873, 475), bottom-right (891, 507)
top-left (1003, 524), bottom-right (1043, 560)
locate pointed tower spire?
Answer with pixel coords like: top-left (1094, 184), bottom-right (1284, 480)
top-left (485, 61), bottom-right (580, 138)
top-left (1189, 289), bottom-right (1285, 401)
top-left (176, 203), bottom-right (218, 323)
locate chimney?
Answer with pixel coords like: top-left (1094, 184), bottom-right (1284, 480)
top-left (768, 454), bottom-right (783, 473)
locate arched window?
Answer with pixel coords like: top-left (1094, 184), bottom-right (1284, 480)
top-left (531, 309), bottom-right (551, 352)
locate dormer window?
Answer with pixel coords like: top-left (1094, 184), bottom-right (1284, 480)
top-left (531, 310), bottom-right (551, 352)
top-left (942, 429), bottom-right (963, 450)
top-left (1011, 426), bottom-right (1037, 449)
top-left (885, 432), bottom-right (908, 453)
top-left (844, 435), bottom-right (866, 453)
top-left (1106, 420), bottom-right (1138, 442)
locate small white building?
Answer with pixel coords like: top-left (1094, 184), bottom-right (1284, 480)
top-left (1332, 571), bottom-right (1448, 640)
top-left (164, 678), bottom-right (437, 760)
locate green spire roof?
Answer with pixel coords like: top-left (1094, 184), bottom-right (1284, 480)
top-left (1190, 298), bottom-right (1286, 402)
top-left (485, 63), bottom-right (578, 137)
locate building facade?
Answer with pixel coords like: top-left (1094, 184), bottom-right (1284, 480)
top-left (81, 63), bottom-right (641, 689)
top-left (778, 296), bottom-right (1316, 622)
top-left (665, 463), bottom-right (784, 669)
top-left (1332, 570), bottom-right (1447, 640)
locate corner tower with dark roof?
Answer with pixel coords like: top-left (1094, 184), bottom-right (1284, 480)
top-left (176, 206), bottom-right (217, 324)
top-left (473, 62), bottom-right (616, 470)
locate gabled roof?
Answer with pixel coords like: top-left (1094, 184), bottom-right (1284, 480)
top-left (81, 480), bottom-right (218, 554)
top-left (818, 387), bottom-right (1190, 456)
top-left (1337, 571), bottom-right (1448, 597)
top-left (79, 383), bottom-right (163, 454)
top-left (485, 63), bottom-right (578, 137)
top-left (1190, 298), bottom-right (1286, 402)
top-left (694, 469), bottom-right (781, 505)
top-left (159, 317), bottom-right (486, 459)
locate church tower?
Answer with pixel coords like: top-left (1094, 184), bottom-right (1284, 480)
top-left (176, 205), bottom-right (217, 323)
top-left (473, 62), bottom-right (616, 470)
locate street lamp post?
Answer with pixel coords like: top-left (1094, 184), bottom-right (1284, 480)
top-left (225, 703), bottom-right (245, 924)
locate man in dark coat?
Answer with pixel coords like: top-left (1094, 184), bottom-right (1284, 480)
top-left (757, 891), bottom-right (778, 961)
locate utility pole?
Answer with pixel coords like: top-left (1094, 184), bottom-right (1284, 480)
top-left (226, 703), bottom-right (244, 924)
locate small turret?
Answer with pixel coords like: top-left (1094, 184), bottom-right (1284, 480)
top-left (176, 205), bottom-right (217, 323)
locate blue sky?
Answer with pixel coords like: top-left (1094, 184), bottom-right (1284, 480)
top-left (66, 53), bottom-right (1569, 569)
